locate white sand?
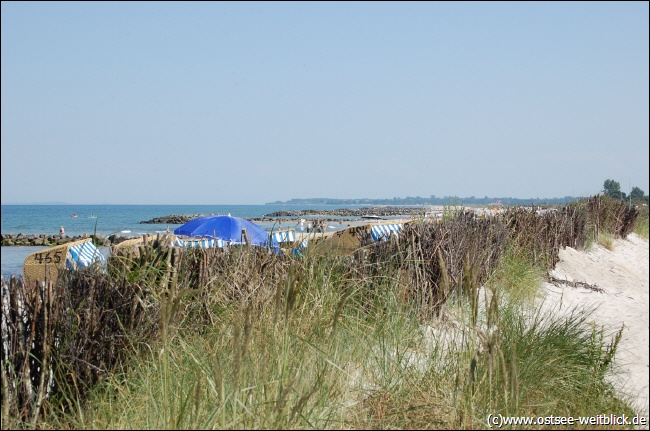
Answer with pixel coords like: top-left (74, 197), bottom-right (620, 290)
top-left (542, 233), bottom-right (649, 417)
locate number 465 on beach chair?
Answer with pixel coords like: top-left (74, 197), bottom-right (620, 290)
top-left (23, 238), bottom-right (106, 284)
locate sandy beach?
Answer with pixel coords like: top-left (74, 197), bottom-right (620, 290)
top-left (541, 233), bottom-right (649, 418)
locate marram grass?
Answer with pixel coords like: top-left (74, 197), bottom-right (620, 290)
top-left (634, 205), bottom-right (649, 239)
top-left (54, 256), bottom-right (637, 430)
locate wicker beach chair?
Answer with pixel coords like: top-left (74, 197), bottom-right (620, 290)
top-left (23, 238), bottom-right (106, 284)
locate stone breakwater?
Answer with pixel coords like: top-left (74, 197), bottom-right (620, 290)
top-left (2, 233), bottom-right (112, 247)
top-left (140, 214), bottom-right (218, 224)
top-left (140, 207), bottom-right (429, 225)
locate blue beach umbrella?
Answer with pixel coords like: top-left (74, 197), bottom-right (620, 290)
top-left (174, 215), bottom-right (276, 247)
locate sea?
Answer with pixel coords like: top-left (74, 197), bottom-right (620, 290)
top-left (1, 204), bottom-right (368, 277)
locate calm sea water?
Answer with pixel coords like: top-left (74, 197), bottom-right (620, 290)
top-left (1, 204), bottom-right (365, 276)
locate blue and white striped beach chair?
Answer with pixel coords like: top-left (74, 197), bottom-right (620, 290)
top-left (271, 230), bottom-right (309, 256)
top-left (291, 239), bottom-right (309, 256)
top-left (66, 240), bottom-right (107, 270)
top-left (177, 238), bottom-right (226, 249)
top-left (169, 236), bottom-right (185, 247)
top-left (370, 224), bottom-right (403, 242)
top-left (272, 230), bottom-right (296, 244)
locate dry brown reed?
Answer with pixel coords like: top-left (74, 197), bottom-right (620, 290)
top-left (1, 276), bottom-right (63, 427)
top-left (346, 216), bottom-right (509, 319)
top-left (175, 246), bottom-right (290, 325)
top-left (341, 195), bottom-right (637, 318)
top-left (498, 205), bottom-right (586, 270)
top-left (585, 194), bottom-right (638, 239)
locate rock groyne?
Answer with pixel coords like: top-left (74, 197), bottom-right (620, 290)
top-left (140, 214), bottom-right (218, 224)
top-left (1, 233), bottom-right (110, 247)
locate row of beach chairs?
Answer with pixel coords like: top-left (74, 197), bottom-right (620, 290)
top-left (23, 222), bottom-right (407, 283)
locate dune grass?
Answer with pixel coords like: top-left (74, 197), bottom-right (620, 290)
top-left (634, 205), bottom-right (649, 239)
top-left (597, 230), bottom-right (615, 251)
top-left (48, 249), bottom-right (637, 430)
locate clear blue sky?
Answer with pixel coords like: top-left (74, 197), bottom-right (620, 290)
top-left (2, 1), bottom-right (648, 205)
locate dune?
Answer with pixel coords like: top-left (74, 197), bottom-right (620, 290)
top-left (542, 233), bottom-right (649, 418)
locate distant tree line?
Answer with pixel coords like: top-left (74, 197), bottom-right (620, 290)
top-left (268, 195), bottom-right (578, 206)
top-left (268, 180), bottom-right (649, 207)
top-left (602, 179), bottom-right (648, 204)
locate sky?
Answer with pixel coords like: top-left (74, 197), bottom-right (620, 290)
top-left (1, 1), bottom-right (648, 205)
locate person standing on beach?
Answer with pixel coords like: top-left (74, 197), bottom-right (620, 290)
top-left (60, 226), bottom-right (65, 237)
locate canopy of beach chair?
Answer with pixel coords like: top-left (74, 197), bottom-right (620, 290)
top-left (66, 239), bottom-right (106, 270)
top-left (272, 229), bottom-right (296, 243)
top-left (370, 223), bottom-right (403, 242)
